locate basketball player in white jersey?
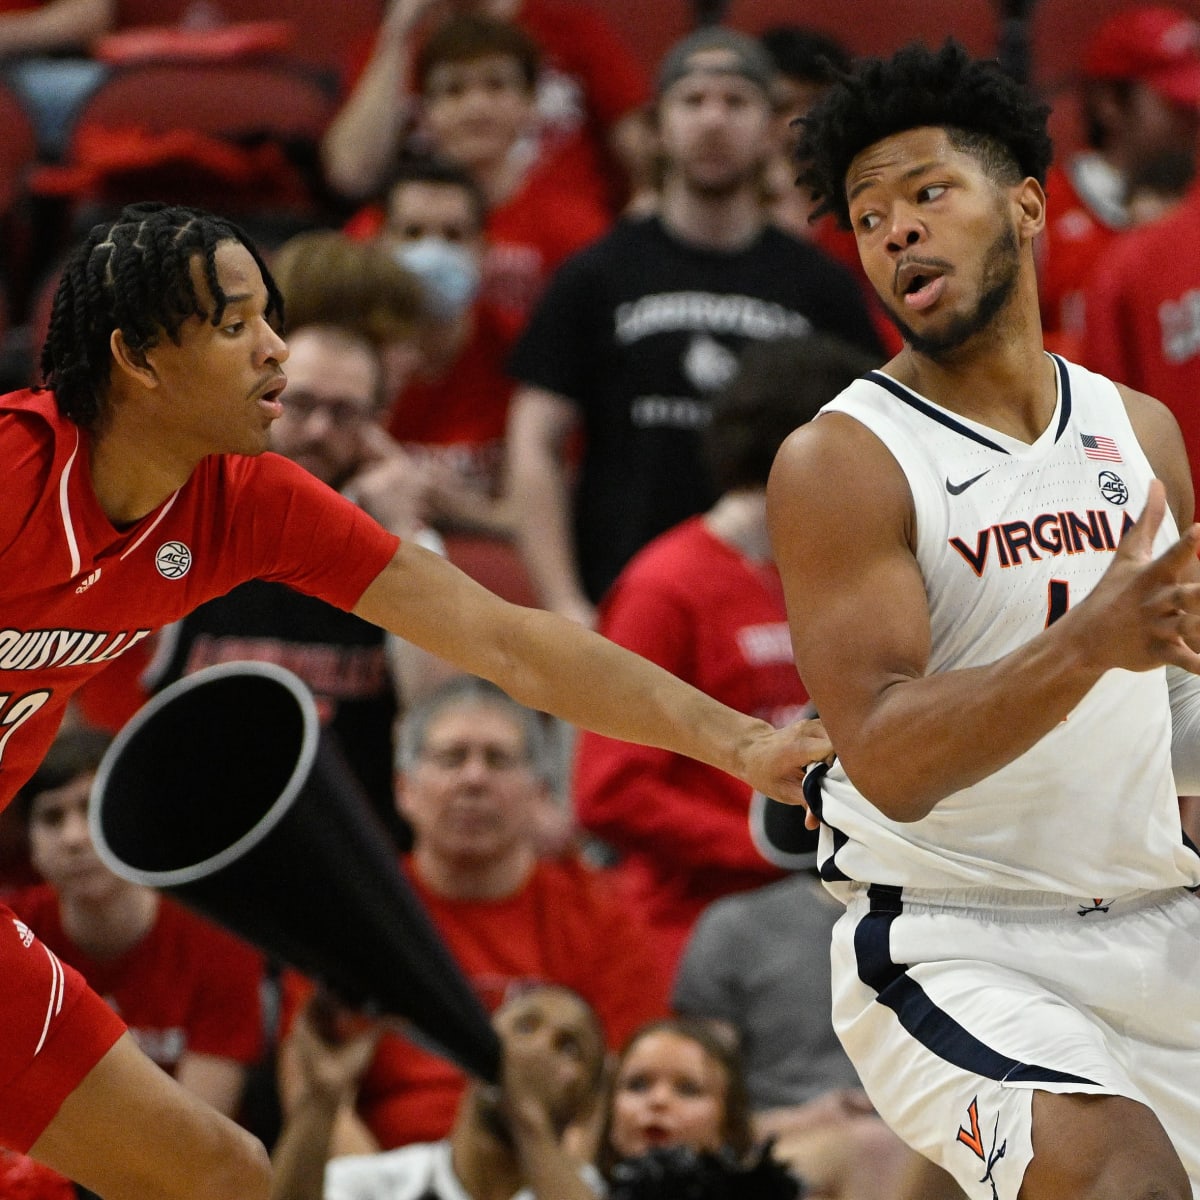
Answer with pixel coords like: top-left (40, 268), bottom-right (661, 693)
top-left (764, 40), bottom-right (1200, 1200)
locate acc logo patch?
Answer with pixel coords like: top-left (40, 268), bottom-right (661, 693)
top-left (155, 541), bottom-right (192, 579)
top-left (1098, 470), bottom-right (1128, 506)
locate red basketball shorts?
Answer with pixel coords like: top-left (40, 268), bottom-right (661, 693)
top-left (0, 903), bottom-right (125, 1152)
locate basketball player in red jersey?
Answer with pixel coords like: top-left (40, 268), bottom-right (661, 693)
top-left (0, 202), bottom-right (830, 1200)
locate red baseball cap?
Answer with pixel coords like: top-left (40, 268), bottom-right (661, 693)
top-left (1083, 5), bottom-right (1200, 108)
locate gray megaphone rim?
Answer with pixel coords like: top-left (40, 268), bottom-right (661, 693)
top-left (89, 660), bottom-right (320, 889)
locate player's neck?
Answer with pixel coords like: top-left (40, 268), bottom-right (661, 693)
top-left (88, 411), bottom-right (202, 527)
top-left (659, 175), bottom-right (765, 251)
top-left (59, 884), bottom-right (159, 960)
top-left (887, 275), bottom-right (1058, 442)
top-left (410, 842), bottom-right (536, 900)
top-left (893, 330), bottom-right (1059, 444)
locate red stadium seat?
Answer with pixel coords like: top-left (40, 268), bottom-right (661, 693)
top-left (33, 59), bottom-right (338, 222)
top-left (67, 59), bottom-right (335, 143)
top-left (113, 0), bottom-right (382, 85)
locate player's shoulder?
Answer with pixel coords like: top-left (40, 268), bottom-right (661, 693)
top-left (1111, 379), bottom-right (1194, 523)
top-left (205, 448), bottom-right (324, 495)
top-left (769, 393), bottom-right (915, 548)
top-left (0, 387), bottom-right (62, 450)
top-left (0, 390), bottom-right (65, 549)
top-left (771, 380), bottom-right (898, 482)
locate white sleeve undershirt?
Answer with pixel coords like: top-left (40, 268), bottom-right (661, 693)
top-left (1168, 665), bottom-right (1200, 795)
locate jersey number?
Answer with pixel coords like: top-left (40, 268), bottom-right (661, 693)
top-left (0, 691), bottom-right (51, 770)
top-left (1045, 579), bottom-right (1070, 627)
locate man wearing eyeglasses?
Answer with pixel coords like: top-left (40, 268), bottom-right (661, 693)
top-left (145, 323), bottom-right (448, 847)
top-left (277, 675), bottom-right (670, 1161)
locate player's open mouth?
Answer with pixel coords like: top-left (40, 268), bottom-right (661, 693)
top-left (897, 262), bottom-right (947, 311)
top-left (257, 377), bottom-right (287, 418)
top-left (255, 376), bottom-right (285, 415)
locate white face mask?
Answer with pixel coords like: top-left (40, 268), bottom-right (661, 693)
top-left (392, 237), bottom-right (481, 321)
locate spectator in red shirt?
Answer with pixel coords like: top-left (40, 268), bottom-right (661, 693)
top-left (344, 15), bottom-right (612, 341)
top-left (374, 158), bottom-right (517, 540)
top-left (320, 0), bottom-right (649, 215)
top-left (1081, 179), bottom-right (1200, 520)
top-left (417, 15), bottom-right (610, 336)
top-left (573, 335), bottom-right (875, 971)
top-left (1038, 5), bottom-right (1200, 358)
top-left (279, 676), bottom-right (671, 1154)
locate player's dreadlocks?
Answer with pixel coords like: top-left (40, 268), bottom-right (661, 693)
top-left (795, 40), bottom-right (1054, 230)
top-left (40, 203), bottom-right (284, 429)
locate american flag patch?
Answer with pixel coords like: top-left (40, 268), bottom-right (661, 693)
top-left (1081, 433), bottom-right (1122, 462)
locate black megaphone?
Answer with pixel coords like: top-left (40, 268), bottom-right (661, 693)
top-left (88, 660), bottom-right (501, 1083)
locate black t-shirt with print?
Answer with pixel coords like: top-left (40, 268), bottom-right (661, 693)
top-left (510, 215), bottom-right (884, 602)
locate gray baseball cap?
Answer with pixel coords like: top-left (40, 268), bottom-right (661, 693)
top-left (656, 26), bottom-right (778, 101)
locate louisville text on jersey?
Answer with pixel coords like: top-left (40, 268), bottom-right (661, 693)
top-left (0, 627), bottom-right (153, 671)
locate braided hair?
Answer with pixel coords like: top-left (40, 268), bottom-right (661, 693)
top-left (40, 203), bottom-right (284, 429)
top-left (795, 40), bottom-right (1053, 230)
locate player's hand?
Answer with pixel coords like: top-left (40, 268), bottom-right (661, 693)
top-left (739, 717), bottom-right (832, 823)
top-left (1071, 479), bottom-right (1200, 674)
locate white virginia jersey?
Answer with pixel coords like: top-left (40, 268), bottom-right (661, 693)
top-left (813, 354), bottom-right (1200, 898)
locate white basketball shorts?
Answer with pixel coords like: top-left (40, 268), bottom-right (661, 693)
top-left (830, 884), bottom-right (1200, 1200)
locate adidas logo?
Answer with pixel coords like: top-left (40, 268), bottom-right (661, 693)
top-left (74, 568), bottom-right (102, 595)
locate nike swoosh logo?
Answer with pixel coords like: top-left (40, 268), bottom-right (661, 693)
top-left (946, 470), bottom-right (991, 495)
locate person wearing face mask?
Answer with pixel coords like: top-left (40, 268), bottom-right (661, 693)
top-left (344, 13), bottom-right (612, 340)
top-left (375, 156), bottom-right (540, 603)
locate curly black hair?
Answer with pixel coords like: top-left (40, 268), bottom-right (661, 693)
top-left (40, 202), bottom-right (284, 429)
top-left (795, 40), bottom-right (1053, 230)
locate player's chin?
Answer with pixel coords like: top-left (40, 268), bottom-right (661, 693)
top-left (234, 428), bottom-right (273, 457)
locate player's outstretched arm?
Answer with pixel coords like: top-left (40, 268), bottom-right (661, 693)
top-left (767, 414), bottom-right (1200, 823)
top-left (353, 539), bottom-right (830, 805)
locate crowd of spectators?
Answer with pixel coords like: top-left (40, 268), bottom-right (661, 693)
top-left (3, 2), bottom-right (1200, 1198)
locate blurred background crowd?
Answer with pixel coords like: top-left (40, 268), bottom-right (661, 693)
top-left (2, 1), bottom-right (1200, 1197)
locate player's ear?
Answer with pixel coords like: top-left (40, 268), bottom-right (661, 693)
top-left (1014, 176), bottom-right (1046, 241)
top-left (110, 329), bottom-right (158, 389)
